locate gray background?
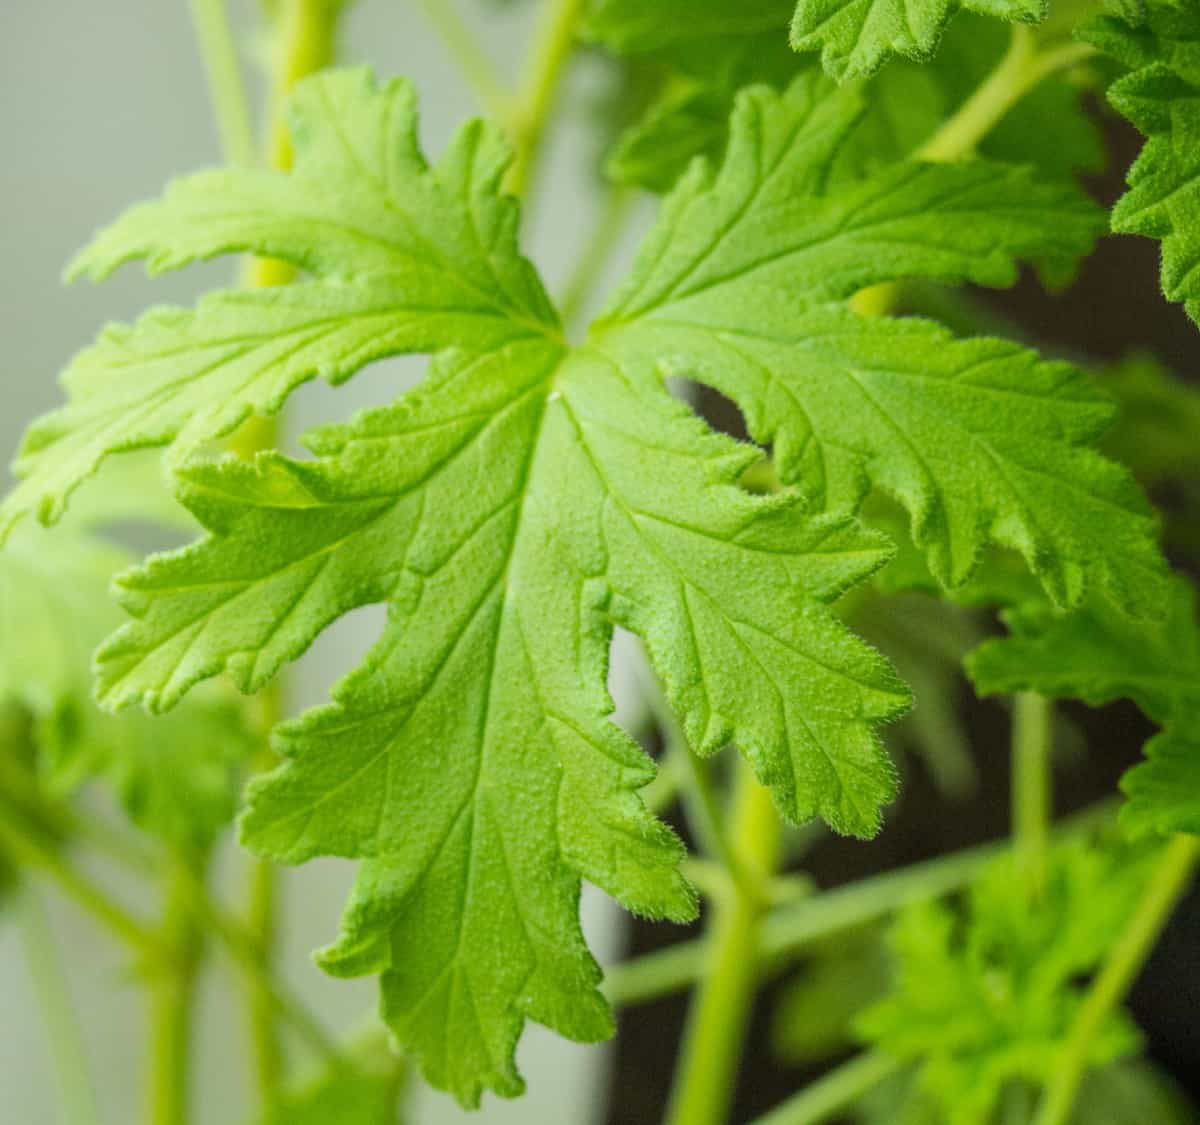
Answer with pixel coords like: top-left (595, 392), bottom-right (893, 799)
top-left (0, 1), bottom-right (652, 1121)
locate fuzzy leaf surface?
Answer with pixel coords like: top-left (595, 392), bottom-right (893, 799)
top-left (790, 0), bottom-right (1047, 80)
top-left (1085, 0), bottom-right (1200, 327)
top-left (596, 76), bottom-right (1161, 613)
top-left (0, 68), bottom-right (558, 542)
top-left (8, 63), bottom-right (1171, 1105)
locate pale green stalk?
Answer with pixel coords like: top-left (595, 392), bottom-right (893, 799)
top-left (1035, 834), bottom-right (1200, 1125)
top-left (0, 813), bottom-right (166, 959)
top-left (148, 853), bottom-right (207, 1125)
top-left (18, 885), bottom-right (102, 1125)
top-left (750, 1050), bottom-right (901, 1125)
top-left (854, 27), bottom-right (1097, 316)
top-left (188, 0), bottom-right (257, 167)
top-left (604, 802), bottom-right (1116, 1009)
top-left (412, 0), bottom-right (511, 119)
top-left (560, 185), bottom-right (638, 327)
top-left (504, 0), bottom-right (586, 197)
top-left (665, 762), bottom-right (782, 1125)
top-left (1013, 693), bottom-right (1053, 897)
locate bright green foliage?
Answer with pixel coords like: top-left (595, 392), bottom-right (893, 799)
top-left (790, 0), bottom-right (1046, 81)
top-left (857, 837), bottom-right (1158, 1125)
top-left (968, 576), bottom-right (1200, 838)
top-left (0, 67), bottom-right (557, 544)
top-left (0, 523), bottom-right (253, 848)
top-left (1084, 0), bottom-right (1200, 327)
top-left (3, 61), bottom-right (1171, 1106)
top-left (856, 1059), bottom-right (1199, 1125)
top-left (597, 77), bottom-right (1160, 614)
top-left (592, 12), bottom-right (1100, 195)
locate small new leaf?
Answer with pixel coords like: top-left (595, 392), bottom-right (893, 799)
top-left (791, 0), bottom-right (1047, 81)
top-left (858, 838), bottom-right (1157, 1125)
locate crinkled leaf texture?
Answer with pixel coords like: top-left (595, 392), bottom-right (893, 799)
top-left (1, 66), bottom-right (1166, 1104)
top-left (858, 837), bottom-right (1158, 1125)
top-left (1084, 0), bottom-right (1200, 327)
top-left (968, 575), bottom-right (1200, 838)
top-left (791, 0), bottom-right (1047, 80)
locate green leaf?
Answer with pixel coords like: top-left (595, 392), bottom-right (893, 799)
top-left (857, 837), bottom-right (1157, 1125)
top-left (968, 575), bottom-right (1200, 838)
top-left (13, 64), bottom-right (1166, 1105)
top-left (1084, 0), bottom-right (1200, 327)
top-left (0, 524), bottom-right (253, 848)
top-left (602, 15), bottom-right (1102, 196)
top-left (790, 0), bottom-right (1047, 81)
top-left (584, 0), bottom-right (797, 82)
top-left (0, 67), bottom-right (558, 543)
top-left (596, 76), bottom-right (1159, 613)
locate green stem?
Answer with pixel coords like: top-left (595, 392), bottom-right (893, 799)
top-left (604, 801), bottom-right (1115, 1009)
top-left (1012, 692), bottom-right (1053, 898)
top-left (917, 29), bottom-right (1096, 163)
top-left (560, 185), bottom-right (637, 327)
top-left (0, 812), bottom-right (166, 960)
top-left (852, 29), bottom-right (1096, 318)
top-left (751, 1050), bottom-right (901, 1125)
top-left (1034, 833), bottom-right (1200, 1125)
top-left (665, 762), bottom-right (781, 1125)
top-left (148, 854), bottom-right (207, 1125)
top-left (18, 884), bottom-right (102, 1125)
top-left (166, 858), bottom-right (342, 1065)
top-left (188, 0), bottom-right (257, 166)
top-left (503, 0), bottom-right (585, 198)
top-left (229, 0), bottom-right (344, 1102)
top-left (413, 0), bottom-right (511, 120)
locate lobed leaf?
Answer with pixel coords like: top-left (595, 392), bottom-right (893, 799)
top-left (1084, 0), bottom-right (1200, 328)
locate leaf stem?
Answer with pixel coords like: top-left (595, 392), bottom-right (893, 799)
top-left (560, 185), bottom-right (638, 327)
top-left (1034, 833), bottom-right (1200, 1125)
top-left (917, 29), bottom-right (1096, 163)
top-left (1013, 692), bottom-right (1053, 898)
top-left (412, 0), bottom-right (512, 120)
top-left (147, 853), bottom-right (207, 1125)
top-left (227, 0), bottom-right (346, 1102)
top-left (665, 761), bottom-right (781, 1125)
top-left (166, 858), bottom-right (344, 1065)
top-left (0, 812), bottom-right (167, 960)
top-left (604, 801), bottom-right (1115, 1009)
top-left (17, 884), bottom-right (102, 1125)
top-left (750, 1050), bottom-right (901, 1125)
top-left (188, 0), bottom-right (258, 167)
top-left (503, 0), bottom-right (586, 198)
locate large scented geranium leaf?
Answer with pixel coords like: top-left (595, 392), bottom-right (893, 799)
top-left (0, 524), bottom-right (253, 848)
top-left (0, 67), bottom-right (558, 542)
top-left (595, 75), bottom-right (1163, 614)
top-left (10, 63), bottom-right (1168, 1106)
top-left (968, 575), bottom-right (1200, 838)
top-left (857, 837), bottom-right (1158, 1125)
top-left (791, 0), bottom-right (1046, 81)
top-left (214, 343), bottom-right (901, 1102)
top-left (1084, 0), bottom-right (1200, 327)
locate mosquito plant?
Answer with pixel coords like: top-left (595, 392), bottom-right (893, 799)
top-left (3, 0), bottom-right (1200, 1123)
